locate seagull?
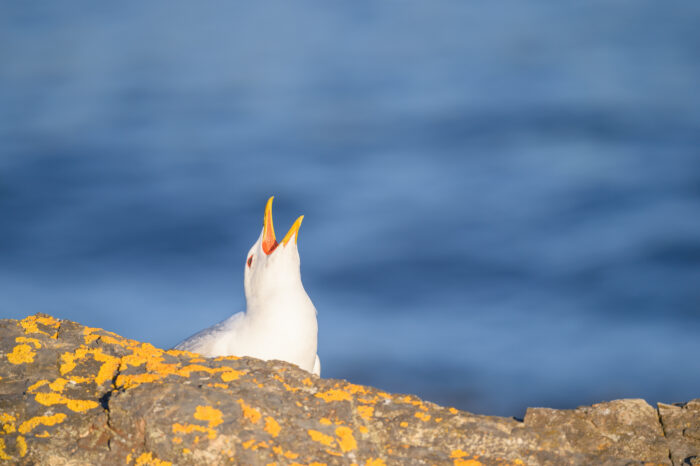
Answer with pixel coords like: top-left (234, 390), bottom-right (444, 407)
top-left (174, 196), bottom-right (320, 376)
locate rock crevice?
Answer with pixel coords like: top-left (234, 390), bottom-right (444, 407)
top-left (0, 314), bottom-right (698, 465)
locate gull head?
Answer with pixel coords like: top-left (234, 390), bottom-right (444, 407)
top-left (243, 196), bottom-right (306, 309)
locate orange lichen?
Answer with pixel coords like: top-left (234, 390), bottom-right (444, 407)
top-left (238, 399), bottom-right (262, 423)
top-left (414, 411), bottom-right (431, 422)
top-left (264, 416), bottom-right (281, 437)
top-left (272, 446), bottom-right (299, 459)
top-left (48, 378), bottom-right (68, 392)
top-left (1, 414), bottom-right (16, 435)
top-left (0, 439), bottom-right (11, 461)
top-left (302, 377), bottom-right (313, 386)
top-left (454, 459), bottom-right (483, 466)
top-left (242, 439), bottom-right (256, 449)
top-left (221, 370), bottom-right (243, 382)
top-left (7, 344), bottom-right (35, 364)
top-left (359, 426), bottom-right (368, 434)
top-left (28, 380), bottom-right (49, 393)
top-left (15, 336), bottom-right (42, 348)
top-left (133, 451), bottom-right (173, 466)
top-left (34, 391), bottom-right (98, 412)
top-left (172, 423), bottom-right (216, 440)
top-left (20, 315), bottom-right (59, 336)
top-left (449, 407), bottom-right (459, 414)
top-left (365, 459), bottom-right (386, 466)
top-left (357, 405), bottom-right (374, 420)
top-left (308, 429), bottom-right (335, 447)
top-left (34, 392), bottom-right (63, 405)
top-left (65, 399), bottom-right (100, 412)
top-left (344, 383), bottom-right (367, 395)
top-left (194, 405), bottom-right (223, 428)
top-left (315, 389), bottom-right (352, 403)
top-left (335, 426), bottom-right (357, 452)
top-left (16, 436), bottom-right (27, 458)
top-left (18, 413), bottom-right (66, 434)
top-left (399, 422), bottom-right (408, 428)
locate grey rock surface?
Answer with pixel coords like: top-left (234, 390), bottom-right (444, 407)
top-left (0, 314), bottom-right (697, 465)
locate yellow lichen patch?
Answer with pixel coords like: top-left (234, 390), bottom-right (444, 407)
top-left (2, 422), bottom-right (17, 434)
top-left (414, 411), bottom-right (431, 422)
top-left (449, 407), bottom-right (459, 414)
top-left (451, 450), bottom-right (468, 459)
top-left (357, 405), bottom-right (374, 420)
top-left (15, 336), bottom-right (42, 348)
top-left (359, 425), bottom-right (368, 434)
top-left (335, 426), bottom-right (357, 453)
top-left (7, 344), bottom-right (35, 364)
top-left (35, 431), bottom-right (50, 438)
top-left (399, 421), bottom-right (408, 428)
top-left (18, 413), bottom-right (66, 434)
top-left (208, 383), bottom-right (229, 389)
top-left (172, 423), bottom-right (216, 440)
top-left (115, 373), bottom-right (161, 388)
top-left (59, 346), bottom-right (89, 375)
top-left (272, 446), bottom-right (299, 459)
top-left (0, 439), bottom-right (11, 461)
top-left (48, 378), bottom-right (68, 392)
top-left (396, 395), bottom-right (422, 406)
top-left (454, 459), bottom-right (483, 466)
top-left (34, 391), bottom-right (99, 412)
top-left (237, 399), bottom-right (261, 423)
top-left (34, 392), bottom-right (63, 405)
top-left (165, 348), bottom-right (197, 358)
top-left (172, 437), bottom-right (182, 444)
top-left (133, 451), bottom-right (172, 466)
top-left (344, 383), bottom-right (367, 395)
top-left (264, 416), bottom-right (281, 437)
top-left (365, 459), bottom-right (386, 466)
top-left (35, 315), bottom-right (60, 328)
top-left (319, 418), bottom-right (332, 426)
top-left (242, 439), bottom-right (256, 449)
top-left (194, 405), bottom-right (223, 428)
top-left (302, 377), bottom-right (313, 386)
top-left (221, 370), bottom-right (243, 382)
top-left (315, 389), bottom-right (352, 403)
top-left (182, 448), bottom-right (191, 454)
top-left (20, 315), bottom-right (59, 336)
top-left (65, 399), bottom-right (99, 412)
top-left (435, 417), bottom-right (443, 423)
top-left (16, 436), bottom-right (27, 458)
top-left (95, 357), bottom-right (121, 386)
top-left (308, 429), bottom-right (335, 447)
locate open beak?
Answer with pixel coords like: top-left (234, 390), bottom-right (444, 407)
top-left (262, 196), bottom-right (303, 255)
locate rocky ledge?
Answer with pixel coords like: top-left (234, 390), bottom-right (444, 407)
top-left (0, 314), bottom-right (698, 466)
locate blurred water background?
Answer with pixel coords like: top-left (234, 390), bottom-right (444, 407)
top-left (1, 2), bottom-right (699, 417)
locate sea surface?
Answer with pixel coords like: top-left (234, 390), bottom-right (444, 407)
top-left (1, 2), bottom-right (699, 416)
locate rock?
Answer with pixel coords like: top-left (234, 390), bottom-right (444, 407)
top-left (0, 313), bottom-right (695, 465)
top-left (658, 400), bottom-right (700, 466)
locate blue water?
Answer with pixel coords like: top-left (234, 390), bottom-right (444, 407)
top-left (2, 2), bottom-right (700, 417)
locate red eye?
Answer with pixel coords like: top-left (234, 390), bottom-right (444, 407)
top-left (247, 256), bottom-right (253, 268)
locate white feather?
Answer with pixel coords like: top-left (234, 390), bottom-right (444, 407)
top-left (175, 215), bottom-right (320, 375)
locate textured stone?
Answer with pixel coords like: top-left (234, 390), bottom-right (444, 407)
top-left (0, 314), bottom-right (695, 465)
top-left (658, 400), bottom-right (700, 466)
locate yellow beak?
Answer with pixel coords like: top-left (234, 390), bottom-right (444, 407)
top-left (262, 196), bottom-right (303, 254)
